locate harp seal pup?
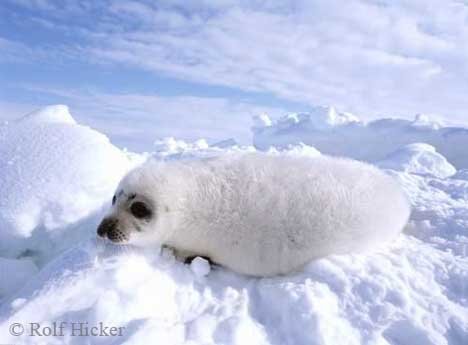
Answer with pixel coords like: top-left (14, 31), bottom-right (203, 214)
top-left (97, 153), bottom-right (410, 276)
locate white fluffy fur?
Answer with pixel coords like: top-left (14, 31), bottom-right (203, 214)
top-left (115, 153), bottom-right (410, 276)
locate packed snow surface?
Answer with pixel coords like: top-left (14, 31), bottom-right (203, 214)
top-left (0, 105), bottom-right (140, 260)
top-left (377, 143), bottom-right (457, 179)
top-left (253, 106), bottom-right (468, 169)
top-left (0, 105), bottom-right (467, 345)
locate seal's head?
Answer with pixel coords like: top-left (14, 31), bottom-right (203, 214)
top-left (96, 160), bottom-right (181, 246)
top-left (97, 189), bottom-right (159, 244)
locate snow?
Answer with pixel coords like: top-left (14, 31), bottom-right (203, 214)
top-left (377, 143), bottom-right (457, 179)
top-left (154, 137), bottom-right (210, 154)
top-left (212, 138), bottom-right (238, 149)
top-left (0, 105), bottom-right (141, 259)
top-left (0, 258), bottom-right (38, 298)
top-left (0, 105), bottom-right (467, 345)
top-left (267, 143), bottom-right (322, 158)
top-left (152, 136), bottom-right (256, 161)
top-left (19, 105), bottom-right (77, 125)
top-left (253, 109), bottom-right (468, 169)
top-left (190, 256), bottom-right (211, 278)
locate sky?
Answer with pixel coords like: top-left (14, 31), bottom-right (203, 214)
top-left (1, 0), bottom-right (468, 150)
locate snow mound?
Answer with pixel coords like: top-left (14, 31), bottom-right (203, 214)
top-left (153, 137), bottom-right (256, 161)
top-left (253, 106), bottom-right (359, 133)
top-left (267, 143), bottom-right (321, 158)
top-left (253, 111), bottom-right (468, 168)
top-left (377, 143), bottom-right (457, 178)
top-left (304, 106), bottom-right (359, 130)
top-left (0, 105), bottom-right (137, 258)
top-left (152, 137), bottom-right (321, 162)
top-left (154, 137), bottom-right (209, 154)
top-left (19, 105), bottom-right (76, 125)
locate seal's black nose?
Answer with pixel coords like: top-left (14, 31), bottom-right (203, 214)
top-left (97, 217), bottom-right (118, 238)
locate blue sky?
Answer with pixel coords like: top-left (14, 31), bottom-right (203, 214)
top-left (1, 0), bottom-right (468, 150)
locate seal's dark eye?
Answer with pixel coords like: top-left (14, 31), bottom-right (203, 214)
top-left (112, 195), bottom-right (116, 205)
top-left (130, 202), bottom-right (152, 219)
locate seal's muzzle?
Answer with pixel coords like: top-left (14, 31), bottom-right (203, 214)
top-left (97, 217), bottom-right (129, 243)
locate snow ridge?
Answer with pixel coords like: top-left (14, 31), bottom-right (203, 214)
top-left (253, 108), bottom-right (468, 169)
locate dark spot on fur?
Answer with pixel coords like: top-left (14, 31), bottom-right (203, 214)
top-left (128, 193), bottom-right (136, 200)
top-left (287, 234), bottom-right (297, 244)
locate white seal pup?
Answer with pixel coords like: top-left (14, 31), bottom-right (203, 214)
top-left (97, 153), bottom-right (410, 276)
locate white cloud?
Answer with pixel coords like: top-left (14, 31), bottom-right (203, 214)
top-left (82, 0), bottom-right (468, 121)
top-left (4, 0), bottom-right (468, 123)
